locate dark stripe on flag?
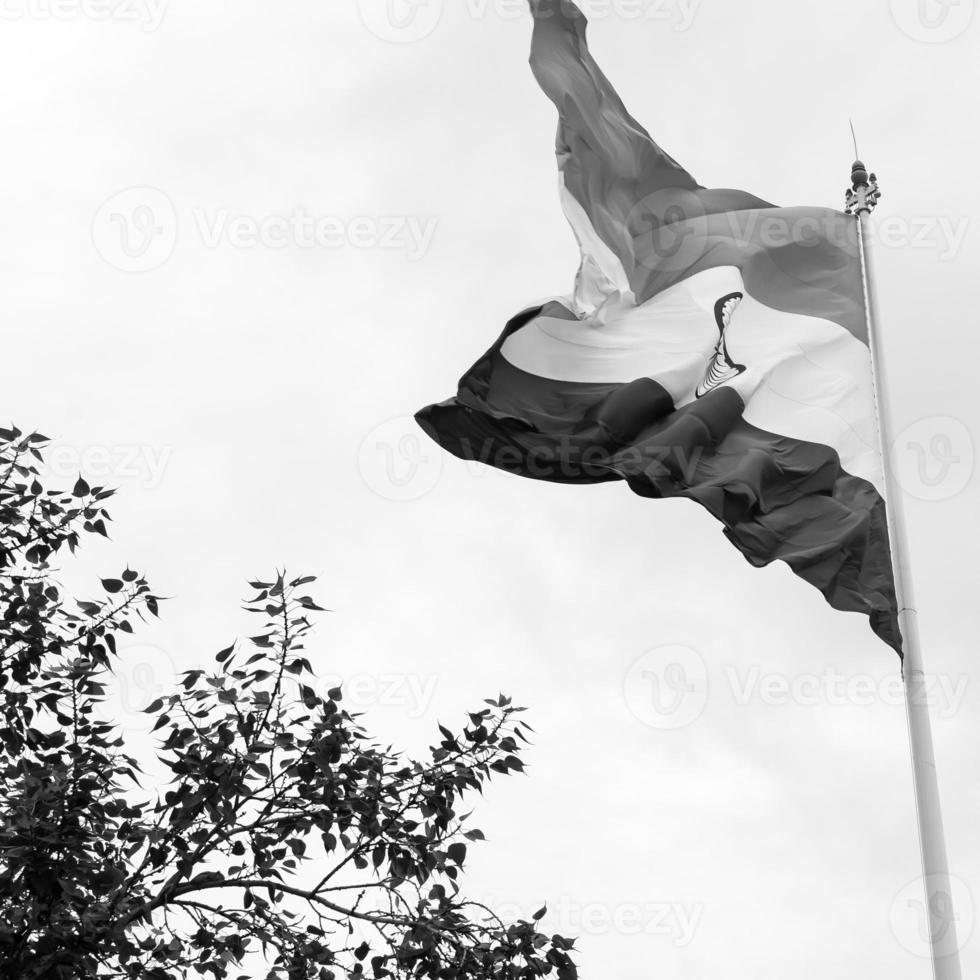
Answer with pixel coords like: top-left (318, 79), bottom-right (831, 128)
top-left (416, 304), bottom-right (901, 650)
top-left (416, 391), bottom-right (900, 651)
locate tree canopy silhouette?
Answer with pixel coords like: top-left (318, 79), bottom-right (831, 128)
top-left (0, 426), bottom-right (577, 980)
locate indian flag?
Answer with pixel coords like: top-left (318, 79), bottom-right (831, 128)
top-left (416, 0), bottom-right (900, 654)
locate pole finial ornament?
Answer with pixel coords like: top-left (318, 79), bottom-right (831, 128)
top-left (845, 159), bottom-right (881, 215)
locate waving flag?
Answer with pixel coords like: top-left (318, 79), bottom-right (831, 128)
top-left (416, 0), bottom-right (900, 653)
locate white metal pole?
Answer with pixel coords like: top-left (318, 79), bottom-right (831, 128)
top-left (847, 161), bottom-right (962, 980)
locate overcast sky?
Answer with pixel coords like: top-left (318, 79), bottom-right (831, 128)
top-left (2, 0), bottom-right (978, 976)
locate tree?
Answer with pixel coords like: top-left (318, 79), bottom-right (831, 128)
top-left (0, 425), bottom-right (578, 980)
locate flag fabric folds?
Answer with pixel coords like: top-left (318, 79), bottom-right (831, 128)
top-left (416, 0), bottom-right (901, 653)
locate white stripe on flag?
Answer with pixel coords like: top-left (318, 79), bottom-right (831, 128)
top-left (558, 173), bottom-right (634, 315)
top-left (500, 267), bottom-right (884, 493)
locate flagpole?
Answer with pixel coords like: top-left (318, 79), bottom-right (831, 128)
top-left (846, 162), bottom-right (962, 980)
